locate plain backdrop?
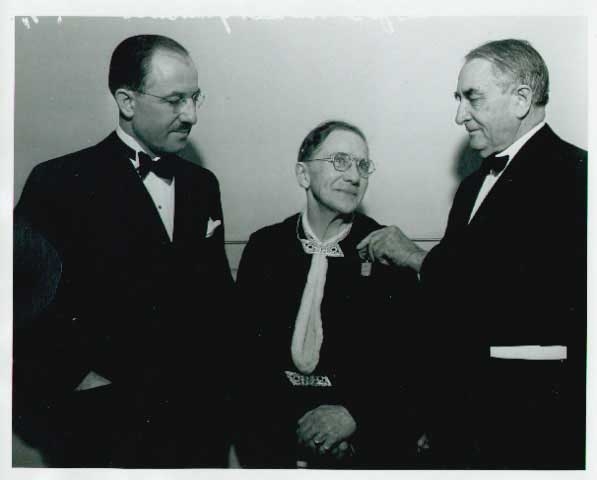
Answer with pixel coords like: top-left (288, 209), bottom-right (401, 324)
top-left (14, 17), bottom-right (587, 269)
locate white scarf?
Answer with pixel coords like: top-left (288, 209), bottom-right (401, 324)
top-left (291, 213), bottom-right (352, 374)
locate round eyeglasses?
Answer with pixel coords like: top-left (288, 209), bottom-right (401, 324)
top-left (135, 89), bottom-right (206, 112)
top-left (303, 152), bottom-right (376, 178)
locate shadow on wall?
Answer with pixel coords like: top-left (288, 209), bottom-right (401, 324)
top-left (180, 139), bottom-right (206, 168)
top-left (453, 138), bottom-right (482, 182)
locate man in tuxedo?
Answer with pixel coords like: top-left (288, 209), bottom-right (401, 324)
top-left (13, 34), bottom-right (234, 467)
top-left (357, 39), bottom-right (586, 468)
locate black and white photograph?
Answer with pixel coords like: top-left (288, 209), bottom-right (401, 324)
top-left (2, 1), bottom-right (594, 478)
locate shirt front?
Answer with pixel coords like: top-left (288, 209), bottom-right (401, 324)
top-left (469, 121), bottom-right (546, 222)
top-left (116, 126), bottom-right (175, 240)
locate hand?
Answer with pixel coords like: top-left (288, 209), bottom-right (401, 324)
top-left (356, 226), bottom-right (427, 273)
top-left (417, 433), bottom-right (431, 453)
top-left (296, 405), bottom-right (356, 456)
top-left (330, 440), bottom-right (355, 460)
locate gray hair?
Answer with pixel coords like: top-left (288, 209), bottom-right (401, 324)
top-left (298, 120), bottom-right (367, 163)
top-left (465, 39), bottom-right (549, 106)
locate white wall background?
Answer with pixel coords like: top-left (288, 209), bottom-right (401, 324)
top-left (14, 16), bottom-right (587, 251)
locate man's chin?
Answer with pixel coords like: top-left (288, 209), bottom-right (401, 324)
top-left (468, 140), bottom-right (488, 155)
top-left (161, 140), bottom-right (189, 154)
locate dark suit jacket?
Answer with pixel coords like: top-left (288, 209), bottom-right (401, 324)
top-left (419, 124), bottom-right (587, 467)
top-left (14, 132), bottom-right (234, 466)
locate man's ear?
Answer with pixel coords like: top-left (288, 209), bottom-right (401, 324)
top-left (512, 84), bottom-right (533, 118)
top-left (114, 88), bottom-right (136, 120)
top-left (295, 162), bottom-right (311, 189)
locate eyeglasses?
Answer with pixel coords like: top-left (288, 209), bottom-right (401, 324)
top-left (135, 89), bottom-right (206, 111)
top-left (304, 152), bottom-right (376, 178)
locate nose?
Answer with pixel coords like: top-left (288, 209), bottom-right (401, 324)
top-left (343, 160), bottom-right (361, 184)
top-left (455, 99), bottom-right (469, 125)
top-left (179, 97), bottom-right (198, 125)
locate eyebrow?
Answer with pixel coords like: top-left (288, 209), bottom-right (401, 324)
top-left (165, 87), bottom-right (202, 97)
top-left (454, 87), bottom-right (482, 100)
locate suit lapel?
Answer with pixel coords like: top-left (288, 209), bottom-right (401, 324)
top-left (467, 168), bottom-right (516, 229)
top-left (171, 157), bottom-right (209, 247)
top-left (444, 172), bottom-right (486, 238)
top-left (99, 133), bottom-right (172, 245)
top-left (458, 174), bottom-right (486, 229)
top-left (466, 125), bottom-right (551, 230)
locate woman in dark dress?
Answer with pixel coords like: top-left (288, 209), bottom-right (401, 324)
top-left (234, 121), bottom-right (422, 468)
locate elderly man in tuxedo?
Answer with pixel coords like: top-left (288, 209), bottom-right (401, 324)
top-left (13, 34), bottom-right (234, 467)
top-left (358, 39), bottom-right (586, 468)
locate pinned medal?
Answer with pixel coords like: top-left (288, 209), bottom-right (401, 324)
top-left (358, 248), bottom-right (372, 277)
top-left (360, 261), bottom-right (372, 277)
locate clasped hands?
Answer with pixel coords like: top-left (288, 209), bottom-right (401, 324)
top-left (296, 405), bottom-right (356, 460)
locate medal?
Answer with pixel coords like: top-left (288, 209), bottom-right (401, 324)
top-left (360, 261), bottom-right (372, 277)
top-left (358, 246), bottom-right (372, 277)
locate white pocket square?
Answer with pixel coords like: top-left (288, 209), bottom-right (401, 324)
top-left (206, 218), bottom-right (222, 238)
top-left (75, 371), bottom-right (112, 391)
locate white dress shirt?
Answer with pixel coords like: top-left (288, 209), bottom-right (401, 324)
top-left (116, 126), bottom-right (175, 240)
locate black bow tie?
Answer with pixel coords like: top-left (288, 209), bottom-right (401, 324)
top-left (137, 151), bottom-right (175, 182)
top-left (479, 154), bottom-right (509, 176)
